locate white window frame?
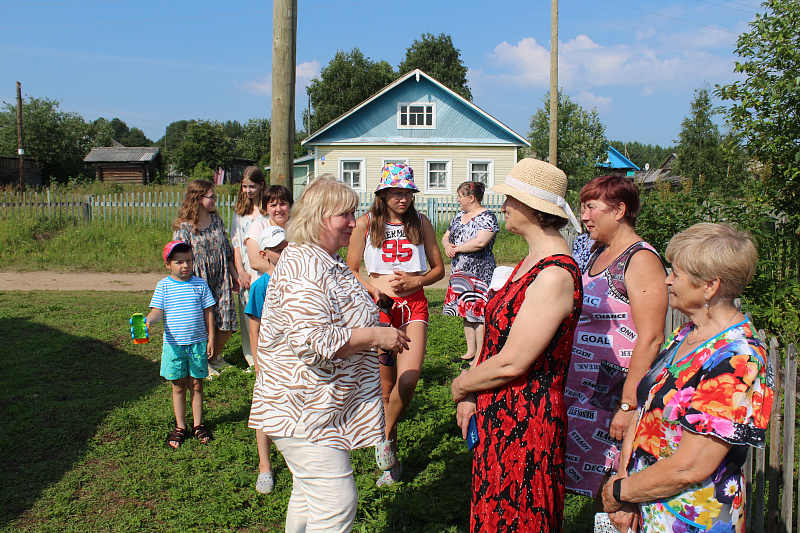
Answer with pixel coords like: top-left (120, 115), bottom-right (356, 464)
top-left (467, 159), bottom-right (495, 187)
top-left (382, 158), bottom-right (409, 169)
top-left (424, 159), bottom-right (452, 194)
top-left (339, 158), bottom-right (366, 192)
top-left (397, 102), bottom-right (436, 129)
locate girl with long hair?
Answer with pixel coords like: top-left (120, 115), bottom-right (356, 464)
top-left (173, 179), bottom-right (240, 372)
top-left (346, 163), bottom-right (444, 486)
top-left (230, 166), bottom-right (268, 367)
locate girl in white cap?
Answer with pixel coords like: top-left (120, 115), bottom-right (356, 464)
top-left (347, 163), bottom-right (445, 486)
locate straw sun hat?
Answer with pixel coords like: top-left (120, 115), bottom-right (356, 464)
top-left (490, 158), bottom-right (581, 232)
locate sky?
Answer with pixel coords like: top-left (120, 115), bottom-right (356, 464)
top-left (0, 0), bottom-right (762, 149)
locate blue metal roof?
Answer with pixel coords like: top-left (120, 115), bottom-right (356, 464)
top-left (598, 146), bottom-right (640, 170)
top-left (303, 69), bottom-right (528, 147)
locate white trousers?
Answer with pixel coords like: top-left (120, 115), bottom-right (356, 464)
top-left (272, 436), bottom-right (358, 533)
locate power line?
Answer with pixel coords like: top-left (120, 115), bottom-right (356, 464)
top-left (694, 0), bottom-right (757, 15)
top-left (0, 0), bottom-right (406, 30)
top-left (601, 0), bottom-right (739, 34)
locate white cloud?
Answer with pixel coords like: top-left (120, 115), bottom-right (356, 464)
top-left (575, 91), bottom-right (613, 112)
top-left (237, 60), bottom-right (321, 97)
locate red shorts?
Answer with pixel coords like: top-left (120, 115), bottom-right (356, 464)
top-left (379, 289), bottom-right (429, 328)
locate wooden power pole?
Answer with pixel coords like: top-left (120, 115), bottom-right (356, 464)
top-left (270, 0), bottom-right (297, 193)
top-left (16, 81), bottom-right (25, 190)
top-left (549, 0), bottom-right (558, 167)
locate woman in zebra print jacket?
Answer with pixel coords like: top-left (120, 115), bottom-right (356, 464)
top-left (255, 175), bottom-right (409, 532)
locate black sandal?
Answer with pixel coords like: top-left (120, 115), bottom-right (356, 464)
top-left (166, 427), bottom-right (190, 449)
top-left (192, 424), bottom-right (213, 444)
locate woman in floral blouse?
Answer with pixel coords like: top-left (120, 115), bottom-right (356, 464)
top-left (602, 223), bottom-right (774, 533)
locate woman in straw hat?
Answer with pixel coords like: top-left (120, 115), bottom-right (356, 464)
top-left (563, 175), bottom-right (668, 502)
top-left (451, 158), bottom-right (584, 532)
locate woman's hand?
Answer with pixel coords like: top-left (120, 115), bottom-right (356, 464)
top-left (389, 270), bottom-right (421, 293)
top-left (610, 408), bottom-right (637, 441)
top-left (238, 268), bottom-right (251, 291)
top-left (452, 369), bottom-right (470, 403)
top-left (608, 505), bottom-right (639, 532)
top-left (602, 475), bottom-right (625, 514)
top-left (456, 396), bottom-right (477, 438)
top-left (374, 326), bottom-right (410, 354)
top-left (444, 242), bottom-right (457, 258)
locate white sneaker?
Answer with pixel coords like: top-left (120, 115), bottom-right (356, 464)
top-left (206, 366), bottom-right (220, 379)
top-left (376, 462), bottom-right (402, 487)
top-left (375, 439), bottom-right (396, 471)
top-left (256, 471), bottom-right (274, 494)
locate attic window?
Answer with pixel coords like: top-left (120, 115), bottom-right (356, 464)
top-left (398, 103), bottom-right (435, 129)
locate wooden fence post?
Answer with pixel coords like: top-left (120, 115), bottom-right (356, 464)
top-left (767, 336), bottom-right (782, 533)
top-left (781, 344), bottom-right (797, 533)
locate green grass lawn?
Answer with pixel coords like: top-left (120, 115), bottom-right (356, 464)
top-left (0, 289), bottom-right (594, 532)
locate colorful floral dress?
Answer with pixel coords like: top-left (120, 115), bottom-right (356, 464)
top-left (471, 255), bottom-right (582, 533)
top-left (629, 319), bottom-right (774, 533)
top-left (174, 214), bottom-right (238, 332)
top-left (443, 209), bottom-right (499, 322)
top-left (563, 241), bottom-right (661, 497)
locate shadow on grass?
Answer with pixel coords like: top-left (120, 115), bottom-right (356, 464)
top-left (0, 316), bottom-right (160, 527)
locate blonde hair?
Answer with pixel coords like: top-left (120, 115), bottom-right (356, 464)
top-left (173, 180), bottom-right (214, 233)
top-left (234, 166), bottom-right (267, 216)
top-left (665, 222), bottom-right (758, 300)
top-left (287, 174), bottom-right (359, 246)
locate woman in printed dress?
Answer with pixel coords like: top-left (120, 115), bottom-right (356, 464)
top-left (451, 158), bottom-right (584, 532)
top-left (563, 175), bottom-right (669, 500)
top-left (173, 179), bottom-right (240, 369)
top-left (602, 223), bottom-right (773, 533)
top-left (442, 181), bottom-right (500, 364)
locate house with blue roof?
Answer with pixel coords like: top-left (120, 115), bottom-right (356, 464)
top-left (298, 69), bottom-right (530, 198)
top-left (598, 145), bottom-right (640, 177)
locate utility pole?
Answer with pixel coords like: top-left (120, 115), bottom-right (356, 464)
top-left (549, 0), bottom-right (558, 167)
top-left (16, 81), bottom-right (25, 190)
top-left (270, 0), bottom-right (297, 193)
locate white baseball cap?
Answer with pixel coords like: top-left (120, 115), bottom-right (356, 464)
top-left (258, 226), bottom-right (286, 250)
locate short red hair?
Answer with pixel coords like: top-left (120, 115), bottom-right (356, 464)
top-left (579, 175), bottom-right (640, 227)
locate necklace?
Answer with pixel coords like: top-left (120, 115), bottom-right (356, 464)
top-left (684, 308), bottom-right (739, 346)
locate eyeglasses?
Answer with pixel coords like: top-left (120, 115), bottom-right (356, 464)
top-left (379, 350), bottom-right (395, 367)
top-left (202, 194), bottom-right (217, 200)
top-left (388, 190), bottom-right (414, 199)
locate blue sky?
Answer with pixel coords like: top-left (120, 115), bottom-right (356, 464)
top-left (1, 0), bottom-right (760, 148)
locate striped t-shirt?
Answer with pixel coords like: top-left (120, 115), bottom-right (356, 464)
top-left (150, 276), bottom-right (216, 345)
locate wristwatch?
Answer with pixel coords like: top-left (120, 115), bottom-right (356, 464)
top-left (613, 478), bottom-right (624, 503)
top-left (619, 402), bottom-right (635, 412)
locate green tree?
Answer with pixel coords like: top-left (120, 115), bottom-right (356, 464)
top-left (306, 48), bottom-right (396, 132)
top-left (236, 118), bottom-right (270, 162)
top-left (173, 120), bottom-right (235, 175)
top-left (527, 90), bottom-right (607, 190)
top-left (673, 87), bottom-right (724, 184)
top-left (0, 96), bottom-right (91, 183)
top-left (398, 33), bottom-right (472, 101)
top-left (716, 0), bottom-right (800, 223)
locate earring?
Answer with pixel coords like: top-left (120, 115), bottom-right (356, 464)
top-left (704, 298), bottom-right (709, 310)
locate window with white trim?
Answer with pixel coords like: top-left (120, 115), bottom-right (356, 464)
top-left (339, 159), bottom-right (364, 190)
top-left (397, 103), bottom-right (436, 129)
top-left (382, 158), bottom-right (408, 168)
top-left (425, 160), bottom-right (451, 192)
top-left (468, 160), bottom-right (494, 186)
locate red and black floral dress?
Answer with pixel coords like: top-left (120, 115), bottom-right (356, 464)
top-left (471, 254), bottom-right (582, 533)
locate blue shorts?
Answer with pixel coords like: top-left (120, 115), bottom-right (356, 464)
top-left (160, 341), bottom-right (209, 380)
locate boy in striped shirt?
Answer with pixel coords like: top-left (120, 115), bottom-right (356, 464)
top-left (146, 241), bottom-right (216, 449)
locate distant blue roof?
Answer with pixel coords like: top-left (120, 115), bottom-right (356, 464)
top-left (303, 69), bottom-right (528, 147)
top-left (598, 146), bottom-right (640, 170)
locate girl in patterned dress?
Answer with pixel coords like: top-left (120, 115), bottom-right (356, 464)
top-left (173, 180), bottom-right (240, 369)
top-left (442, 181), bottom-right (500, 364)
top-left (451, 158), bottom-right (584, 532)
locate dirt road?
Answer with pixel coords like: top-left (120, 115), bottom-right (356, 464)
top-left (0, 266), bottom-right (456, 291)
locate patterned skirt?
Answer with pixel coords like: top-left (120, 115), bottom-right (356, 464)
top-left (443, 272), bottom-right (489, 323)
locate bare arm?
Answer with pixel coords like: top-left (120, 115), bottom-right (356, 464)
top-left (609, 250), bottom-right (669, 440)
top-left (204, 306), bottom-right (215, 358)
top-left (452, 266), bottom-right (574, 399)
top-left (233, 247), bottom-right (251, 290)
top-left (345, 215), bottom-right (382, 300)
top-left (145, 307), bottom-right (163, 325)
top-left (453, 229), bottom-right (495, 254)
top-left (442, 229), bottom-right (456, 258)
top-left (248, 315), bottom-right (261, 372)
top-left (246, 237), bottom-right (270, 275)
top-left (603, 430), bottom-right (733, 511)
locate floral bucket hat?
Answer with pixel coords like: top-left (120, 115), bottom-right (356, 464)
top-left (375, 163), bottom-right (419, 193)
